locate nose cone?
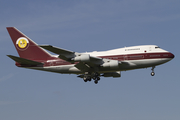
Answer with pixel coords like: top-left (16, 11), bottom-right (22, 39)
top-left (169, 52), bottom-right (175, 59)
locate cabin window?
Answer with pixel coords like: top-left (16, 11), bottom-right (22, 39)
top-left (108, 57), bottom-right (118, 60)
top-left (155, 46), bottom-right (160, 49)
top-left (163, 54), bottom-right (168, 57)
top-left (150, 55), bottom-right (161, 57)
top-left (128, 55), bottom-right (144, 59)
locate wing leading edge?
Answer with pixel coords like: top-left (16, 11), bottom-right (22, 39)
top-left (40, 45), bottom-right (103, 64)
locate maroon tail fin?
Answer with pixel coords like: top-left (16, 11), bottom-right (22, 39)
top-left (7, 27), bottom-right (52, 61)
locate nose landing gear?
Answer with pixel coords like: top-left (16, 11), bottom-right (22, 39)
top-left (151, 66), bottom-right (155, 76)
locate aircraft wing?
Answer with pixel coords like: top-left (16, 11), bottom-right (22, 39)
top-left (40, 45), bottom-right (76, 61)
top-left (40, 45), bottom-right (103, 63)
top-left (39, 45), bottom-right (74, 55)
top-left (40, 45), bottom-right (105, 71)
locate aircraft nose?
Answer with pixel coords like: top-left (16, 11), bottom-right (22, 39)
top-left (169, 52), bottom-right (175, 59)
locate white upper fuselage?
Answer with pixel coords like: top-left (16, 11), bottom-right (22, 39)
top-left (86, 45), bottom-right (167, 57)
top-left (82, 45), bottom-right (173, 72)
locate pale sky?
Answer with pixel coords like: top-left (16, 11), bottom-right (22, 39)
top-left (0, 0), bottom-right (179, 120)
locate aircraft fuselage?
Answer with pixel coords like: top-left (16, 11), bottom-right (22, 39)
top-left (20, 45), bottom-right (174, 74)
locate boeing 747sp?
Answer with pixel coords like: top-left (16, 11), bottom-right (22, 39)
top-left (7, 27), bottom-right (174, 84)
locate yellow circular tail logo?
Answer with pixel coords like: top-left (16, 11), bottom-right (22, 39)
top-left (18, 39), bottom-right (27, 48)
top-left (16, 37), bottom-right (29, 50)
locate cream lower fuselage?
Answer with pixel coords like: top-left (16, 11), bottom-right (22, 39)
top-left (27, 45), bottom-right (174, 75)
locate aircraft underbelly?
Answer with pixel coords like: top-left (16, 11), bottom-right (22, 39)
top-left (27, 58), bottom-right (172, 74)
top-left (119, 58), bottom-right (172, 70)
top-left (130, 58), bottom-right (172, 66)
top-left (27, 65), bottom-right (81, 74)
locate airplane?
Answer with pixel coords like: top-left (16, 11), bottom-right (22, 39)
top-left (7, 27), bottom-right (175, 84)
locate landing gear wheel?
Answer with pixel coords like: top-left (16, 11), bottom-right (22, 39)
top-left (88, 78), bottom-right (92, 81)
top-left (94, 80), bottom-right (98, 84)
top-left (92, 72), bottom-right (100, 81)
top-left (92, 77), bottom-right (96, 80)
top-left (83, 76), bottom-right (91, 82)
top-left (151, 72), bottom-right (155, 76)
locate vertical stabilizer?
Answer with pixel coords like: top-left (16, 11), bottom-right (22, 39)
top-left (7, 27), bottom-right (52, 61)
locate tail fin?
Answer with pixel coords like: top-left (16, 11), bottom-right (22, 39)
top-left (7, 27), bottom-right (52, 61)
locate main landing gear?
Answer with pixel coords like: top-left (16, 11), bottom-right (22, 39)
top-left (92, 72), bottom-right (100, 84)
top-left (151, 66), bottom-right (155, 76)
top-left (93, 77), bottom-right (100, 84)
top-left (83, 72), bottom-right (100, 84)
top-left (83, 76), bottom-right (91, 82)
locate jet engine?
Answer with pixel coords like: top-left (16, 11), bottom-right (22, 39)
top-left (72, 54), bottom-right (90, 62)
top-left (102, 60), bottom-right (119, 69)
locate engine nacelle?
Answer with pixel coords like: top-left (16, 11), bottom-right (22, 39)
top-left (103, 71), bottom-right (121, 78)
top-left (102, 60), bottom-right (119, 69)
top-left (73, 54), bottom-right (90, 62)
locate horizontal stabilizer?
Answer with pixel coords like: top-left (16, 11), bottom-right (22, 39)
top-left (7, 55), bottom-right (43, 65)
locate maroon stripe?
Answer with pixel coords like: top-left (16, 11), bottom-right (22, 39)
top-left (100, 52), bottom-right (174, 61)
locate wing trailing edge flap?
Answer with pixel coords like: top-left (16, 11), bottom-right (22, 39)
top-left (74, 62), bottom-right (93, 72)
top-left (7, 55), bottom-right (43, 65)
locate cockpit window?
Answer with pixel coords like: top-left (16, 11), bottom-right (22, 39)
top-left (155, 46), bottom-right (160, 49)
